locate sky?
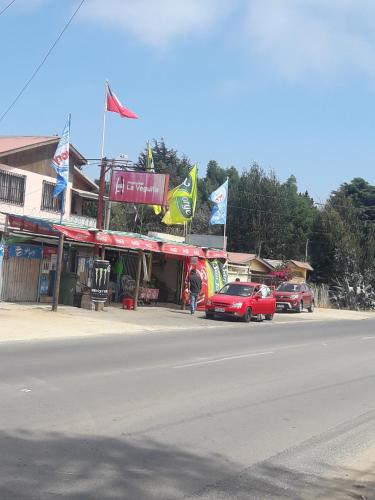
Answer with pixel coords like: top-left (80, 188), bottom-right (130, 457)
top-left (1, 0), bottom-right (375, 202)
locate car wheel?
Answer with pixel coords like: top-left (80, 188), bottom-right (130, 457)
top-left (205, 312), bottom-right (214, 319)
top-left (296, 301), bottom-right (303, 313)
top-left (265, 313), bottom-right (274, 320)
top-left (308, 301), bottom-right (315, 313)
top-left (243, 308), bottom-right (252, 323)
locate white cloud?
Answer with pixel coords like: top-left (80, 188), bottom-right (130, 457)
top-left (82, 0), bottom-right (233, 46)
top-left (244, 0), bottom-right (375, 80)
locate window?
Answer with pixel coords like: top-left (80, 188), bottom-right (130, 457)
top-left (0, 170), bottom-right (26, 205)
top-left (41, 181), bottom-right (62, 212)
top-left (277, 283), bottom-right (301, 292)
top-left (219, 284), bottom-right (254, 297)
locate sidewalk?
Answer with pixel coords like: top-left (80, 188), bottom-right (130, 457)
top-left (0, 302), bottom-right (374, 343)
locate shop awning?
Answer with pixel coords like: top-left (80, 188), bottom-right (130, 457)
top-left (160, 242), bottom-right (205, 258)
top-left (205, 249), bottom-right (227, 259)
top-left (2, 213), bottom-right (227, 259)
top-left (54, 225), bottom-right (94, 243)
top-left (94, 231), bottom-right (160, 252)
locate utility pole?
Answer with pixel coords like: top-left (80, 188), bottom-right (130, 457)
top-left (104, 159), bottom-right (115, 230)
top-left (52, 233), bottom-right (64, 312)
top-left (305, 238), bottom-right (309, 261)
top-left (133, 250), bottom-right (143, 311)
top-left (96, 157), bottom-right (107, 230)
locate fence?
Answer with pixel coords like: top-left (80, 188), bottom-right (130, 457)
top-left (310, 283), bottom-right (331, 308)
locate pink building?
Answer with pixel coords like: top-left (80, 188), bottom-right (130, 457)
top-left (0, 136), bottom-right (99, 302)
top-left (0, 136), bottom-right (98, 230)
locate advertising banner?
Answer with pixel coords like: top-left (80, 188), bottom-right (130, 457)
top-left (51, 115), bottom-right (70, 198)
top-left (109, 171), bottom-right (169, 206)
top-left (183, 258), bottom-right (228, 310)
top-left (91, 260), bottom-right (111, 303)
top-left (8, 244), bottom-right (42, 259)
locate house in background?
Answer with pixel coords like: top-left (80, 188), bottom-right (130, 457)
top-left (227, 252), bottom-right (314, 284)
top-left (0, 136), bottom-right (98, 232)
top-left (227, 252), bottom-right (274, 282)
top-left (264, 258), bottom-right (314, 283)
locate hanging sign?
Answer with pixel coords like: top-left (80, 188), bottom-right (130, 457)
top-left (91, 260), bottom-right (111, 302)
top-left (8, 244), bottom-right (42, 259)
top-left (109, 171), bottom-right (169, 206)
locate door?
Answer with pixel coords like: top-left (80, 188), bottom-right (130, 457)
top-left (301, 284), bottom-right (311, 307)
top-left (1, 256), bottom-right (40, 302)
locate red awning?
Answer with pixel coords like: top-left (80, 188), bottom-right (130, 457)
top-left (53, 225), bottom-right (95, 243)
top-left (94, 232), bottom-right (160, 252)
top-left (205, 249), bottom-right (227, 259)
top-left (161, 242), bottom-right (205, 258)
top-left (8, 215), bottom-right (58, 237)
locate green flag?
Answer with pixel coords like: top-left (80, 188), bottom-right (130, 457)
top-left (162, 165), bottom-right (197, 225)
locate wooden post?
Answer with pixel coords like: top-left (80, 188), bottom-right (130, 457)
top-left (133, 250), bottom-right (143, 311)
top-left (96, 157), bottom-right (106, 230)
top-left (52, 233), bottom-right (64, 312)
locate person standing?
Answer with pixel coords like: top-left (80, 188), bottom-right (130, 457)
top-left (188, 269), bottom-right (202, 314)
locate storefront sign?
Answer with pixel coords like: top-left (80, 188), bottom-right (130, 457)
top-left (8, 215), bottom-right (57, 236)
top-left (94, 232), bottom-right (160, 252)
top-left (43, 247), bottom-right (58, 257)
top-left (109, 171), bottom-right (169, 206)
top-left (8, 244), bottom-right (42, 259)
top-left (91, 260), bottom-right (111, 302)
top-left (205, 249), bottom-right (227, 259)
top-left (161, 242), bottom-right (205, 258)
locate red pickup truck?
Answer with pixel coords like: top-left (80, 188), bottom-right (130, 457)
top-left (205, 282), bottom-right (276, 322)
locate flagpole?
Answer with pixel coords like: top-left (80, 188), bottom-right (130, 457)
top-left (52, 113), bottom-right (70, 312)
top-left (223, 176), bottom-right (229, 251)
top-left (100, 80), bottom-right (111, 231)
top-left (100, 81), bottom-right (107, 163)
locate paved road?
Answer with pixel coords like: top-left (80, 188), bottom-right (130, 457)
top-left (1, 316), bottom-right (375, 499)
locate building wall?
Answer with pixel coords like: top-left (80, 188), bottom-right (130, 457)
top-left (0, 143), bottom-right (80, 181)
top-left (288, 263), bottom-right (307, 282)
top-left (0, 164), bottom-right (72, 225)
top-left (250, 259), bottom-right (270, 273)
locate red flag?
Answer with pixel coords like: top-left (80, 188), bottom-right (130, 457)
top-left (106, 83), bottom-right (138, 119)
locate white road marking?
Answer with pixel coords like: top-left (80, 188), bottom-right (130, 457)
top-left (361, 336), bottom-right (375, 340)
top-left (20, 388), bottom-right (32, 392)
top-left (173, 351), bottom-right (274, 369)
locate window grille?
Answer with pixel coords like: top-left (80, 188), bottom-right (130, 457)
top-left (0, 170), bottom-right (26, 206)
top-left (41, 181), bottom-right (62, 212)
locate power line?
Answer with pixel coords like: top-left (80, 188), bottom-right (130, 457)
top-left (0, 0), bottom-right (16, 17)
top-left (0, 0), bottom-right (87, 124)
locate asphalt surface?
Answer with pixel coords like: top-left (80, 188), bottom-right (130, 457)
top-left (1, 315), bottom-right (375, 499)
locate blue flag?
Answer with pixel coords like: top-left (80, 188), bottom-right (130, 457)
top-left (209, 179), bottom-right (228, 225)
top-left (51, 115), bottom-right (70, 198)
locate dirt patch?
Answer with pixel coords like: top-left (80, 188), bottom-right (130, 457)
top-left (321, 448), bottom-right (375, 499)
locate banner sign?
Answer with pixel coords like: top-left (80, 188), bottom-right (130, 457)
top-left (109, 171), bottom-right (169, 206)
top-left (51, 115), bottom-right (70, 197)
top-left (95, 232), bottom-right (160, 252)
top-left (8, 215), bottom-right (58, 236)
top-left (43, 247), bottom-right (58, 257)
top-left (8, 244), bottom-right (42, 259)
top-left (91, 260), bottom-right (111, 303)
top-left (183, 258), bottom-right (228, 310)
top-left (210, 179), bottom-right (228, 225)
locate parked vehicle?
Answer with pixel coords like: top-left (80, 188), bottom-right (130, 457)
top-left (275, 282), bottom-right (315, 312)
top-left (205, 282), bottom-right (276, 322)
